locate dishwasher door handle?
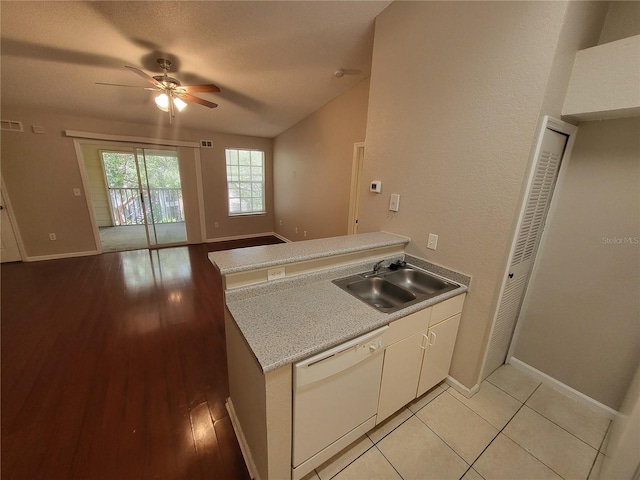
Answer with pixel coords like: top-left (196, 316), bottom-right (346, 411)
top-left (294, 326), bottom-right (387, 390)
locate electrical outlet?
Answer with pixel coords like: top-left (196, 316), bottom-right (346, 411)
top-left (267, 267), bottom-right (285, 281)
top-left (214, 222), bottom-right (219, 228)
top-left (279, 219), bottom-right (282, 226)
top-left (303, 230), bottom-right (307, 237)
top-left (295, 227), bottom-right (298, 234)
top-left (427, 233), bottom-right (438, 250)
top-left (73, 188), bottom-right (81, 196)
top-left (49, 233), bottom-right (57, 241)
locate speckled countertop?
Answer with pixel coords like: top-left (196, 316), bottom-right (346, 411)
top-left (208, 231), bottom-right (410, 274)
top-left (221, 250), bottom-right (471, 373)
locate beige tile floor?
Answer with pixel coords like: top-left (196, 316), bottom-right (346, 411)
top-left (303, 365), bottom-right (612, 480)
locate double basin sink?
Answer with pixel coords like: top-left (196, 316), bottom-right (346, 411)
top-left (332, 264), bottom-right (459, 313)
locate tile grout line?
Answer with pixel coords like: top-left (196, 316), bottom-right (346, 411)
top-left (585, 418), bottom-right (612, 480)
top-left (519, 403), bottom-right (605, 451)
top-left (361, 385), bottom-right (452, 480)
top-left (489, 375), bottom-right (611, 450)
top-left (464, 383), bottom-right (540, 478)
top-left (485, 376), bottom-right (535, 404)
top-left (373, 443), bottom-right (407, 480)
top-left (320, 441), bottom-right (376, 480)
top-left (411, 390), bottom-right (477, 469)
top-left (497, 383), bottom-right (588, 480)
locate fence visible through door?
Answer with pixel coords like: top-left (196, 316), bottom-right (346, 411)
top-left (97, 147), bottom-right (187, 251)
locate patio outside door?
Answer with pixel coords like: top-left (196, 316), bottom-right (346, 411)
top-left (100, 147), bottom-right (187, 251)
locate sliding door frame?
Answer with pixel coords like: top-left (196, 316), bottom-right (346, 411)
top-left (72, 135), bottom-right (202, 253)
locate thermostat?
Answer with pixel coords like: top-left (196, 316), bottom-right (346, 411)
top-left (370, 180), bottom-right (382, 193)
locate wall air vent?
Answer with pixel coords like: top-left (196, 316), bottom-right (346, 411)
top-left (1, 120), bottom-right (24, 132)
top-left (200, 140), bottom-right (213, 148)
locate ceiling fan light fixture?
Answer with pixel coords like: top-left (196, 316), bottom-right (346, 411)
top-left (154, 93), bottom-right (170, 112)
top-left (173, 97), bottom-right (187, 112)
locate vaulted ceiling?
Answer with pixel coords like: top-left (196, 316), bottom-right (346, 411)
top-left (1, 1), bottom-right (391, 138)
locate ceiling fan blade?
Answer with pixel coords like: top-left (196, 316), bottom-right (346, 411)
top-left (125, 65), bottom-right (162, 87)
top-left (181, 84), bottom-right (221, 93)
top-left (95, 82), bottom-right (145, 88)
top-left (179, 93), bottom-right (218, 108)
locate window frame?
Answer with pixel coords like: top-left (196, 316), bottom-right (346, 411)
top-left (224, 147), bottom-right (266, 217)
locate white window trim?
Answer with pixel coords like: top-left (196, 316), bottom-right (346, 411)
top-left (225, 148), bottom-right (266, 216)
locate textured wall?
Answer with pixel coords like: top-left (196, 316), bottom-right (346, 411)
top-left (0, 107), bottom-right (274, 257)
top-left (359, 1), bottom-right (570, 388)
top-left (273, 78), bottom-right (369, 241)
top-left (512, 120), bottom-right (640, 410)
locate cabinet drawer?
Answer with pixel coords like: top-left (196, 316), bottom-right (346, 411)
top-left (430, 293), bottom-right (465, 326)
top-left (385, 307), bottom-right (431, 345)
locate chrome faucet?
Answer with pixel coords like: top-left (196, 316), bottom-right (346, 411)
top-left (372, 260), bottom-right (385, 274)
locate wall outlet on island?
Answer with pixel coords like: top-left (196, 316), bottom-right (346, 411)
top-left (427, 233), bottom-right (438, 250)
top-left (267, 267), bottom-right (285, 281)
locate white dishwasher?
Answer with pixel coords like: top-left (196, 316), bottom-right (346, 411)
top-left (292, 326), bottom-right (387, 479)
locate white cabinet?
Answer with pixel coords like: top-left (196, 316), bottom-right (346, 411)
top-left (416, 313), bottom-right (461, 397)
top-left (377, 330), bottom-right (426, 422)
top-left (377, 294), bottom-right (465, 423)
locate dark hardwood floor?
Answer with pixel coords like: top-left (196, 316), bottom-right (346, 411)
top-left (1, 236), bottom-right (283, 480)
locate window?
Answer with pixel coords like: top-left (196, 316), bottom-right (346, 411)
top-left (225, 148), bottom-right (265, 215)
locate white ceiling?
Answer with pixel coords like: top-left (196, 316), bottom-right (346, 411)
top-left (1, 1), bottom-right (391, 138)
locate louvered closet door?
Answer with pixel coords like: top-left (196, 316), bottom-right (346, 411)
top-left (484, 128), bottom-right (568, 376)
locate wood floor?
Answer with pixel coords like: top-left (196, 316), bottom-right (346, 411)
top-left (1, 236), bottom-right (283, 480)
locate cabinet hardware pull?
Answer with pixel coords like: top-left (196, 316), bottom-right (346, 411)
top-left (420, 333), bottom-right (428, 350)
top-left (428, 331), bottom-right (436, 347)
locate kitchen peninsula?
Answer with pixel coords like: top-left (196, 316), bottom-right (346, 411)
top-left (209, 232), bottom-right (470, 480)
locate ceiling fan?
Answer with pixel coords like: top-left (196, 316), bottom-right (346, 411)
top-left (97, 58), bottom-right (220, 122)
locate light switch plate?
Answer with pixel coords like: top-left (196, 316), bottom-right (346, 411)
top-left (427, 233), bottom-right (438, 250)
top-left (389, 193), bottom-right (400, 212)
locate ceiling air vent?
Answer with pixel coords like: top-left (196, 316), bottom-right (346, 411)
top-left (1, 120), bottom-right (24, 132)
top-left (200, 140), bottom-right (213, 148)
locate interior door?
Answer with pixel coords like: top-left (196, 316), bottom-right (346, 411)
top-left (0, 188), bottom-right (22, 263)
top-left (484, 122), bottom-right (571, 377)
top-left (348, 143), bottom-right (365, 234)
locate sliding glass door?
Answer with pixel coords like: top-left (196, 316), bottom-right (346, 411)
top-left (100, 147), bottom-right (187, 250)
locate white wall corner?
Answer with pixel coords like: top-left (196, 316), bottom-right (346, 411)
top-left (446, 376), bottom-right (481, 399)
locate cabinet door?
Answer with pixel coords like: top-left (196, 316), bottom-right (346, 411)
top-left (377, 330), bottom-right (425, 423)
top-left (416, 314), bottom-right (461, 397)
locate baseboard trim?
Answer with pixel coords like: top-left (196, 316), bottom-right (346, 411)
top-left (508, 357), bottom-right (619, 419)
top-left (226, 398), bottom-right (259, 480)
top-left (446, 375), bottom-right (481, 399)
top-left (273, 232), bottom-right (292, 243)
top-left (206, 232), bottom-right (280, 244)
top-left (25, 250), bottom-right (99, 262)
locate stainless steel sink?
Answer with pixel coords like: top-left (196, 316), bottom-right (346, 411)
top-left (333, 264), bottom-right (459, 313)
top-left (345, 277), bottom-right (416, 310)
top-left (381, 269), bottom-right (452, 296)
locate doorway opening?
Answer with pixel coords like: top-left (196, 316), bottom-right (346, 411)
top-left (348, 142), bottom-right (365, 234)
top-left (84, 144), bottom-right (187, 252)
